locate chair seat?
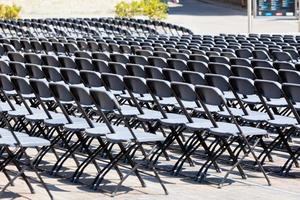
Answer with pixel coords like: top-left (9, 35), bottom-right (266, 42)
top-left (115, 105), bottom-right (141, 116)
top-left (193, 105), bottom-right (220, 113)
top-left (106, 130), bottom-right (165, 143)
top-left (160, 114), bottom-right (208, 127)
top-left (241, 95), bottom-right (261, 104)
top-left (0, 102), bottom-right (13, 112)
top-left (119, 93), bottom-right (131, 100)
top-left (22, 93), bottom-right (36, 99)
top-left (185, 119), bottom-right (214, 131)
top-left (223, 91), bottom-right (237, 100)
top-left (159, 113), bottom-right (189, 126)
top-left (136, 110), bottom-right (165, 121)
top-left (8, 109), bottom-right (30, 117)
top-left (0, 129), bottom-right (50, 147)
top-left (85, 125), bottom-right (130, 137)
top-left (209, 123), bottom-right (268, 137)
top-left (217, 108), bottom-right (245, 117)
top-left (266, 98), bottom-right (288, 107)
top-left (64, 121), bottom-right (102, 131)
top-left (267, 115), bottom-right (297, 127)
top-left (25, 113), bottom-right (48, 122)
top-left (159, 97), bottom-right (178, 106)
top-left (0, 128), bottom-right (28, 137)
top-left (293, 102), bottom-right (300, 111)
top-left (136, 94), bottom-right (153, 103)
top-left (240, 111), bottom-right (270, 122)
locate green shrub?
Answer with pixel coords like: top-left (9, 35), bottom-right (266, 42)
top-left (115, 0), bottom-right (168, 20)
top-left (0, 4), bottom-right (21, 19)
top-left (143, 0), bottom-right (168, 20)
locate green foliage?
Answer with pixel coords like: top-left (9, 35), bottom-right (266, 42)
top-left (115, 0), bottom-right (168, 20)
top-left (0, 4), bottom-right (21, 19)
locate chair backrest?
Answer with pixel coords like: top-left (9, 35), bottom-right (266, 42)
top-left (48, 82), bottom-right (74, 102)
top-left (282, 83), bottom-right (300, 123)
top-left (279, 69), bottom-right (300, 84)
top-left (251, 59), bottom-right (273, 68)
top-left (209, 55), bottom-right (230, 65)
top-left (230, 57), bottom-right (251, 67)
top-left (148, 56), bottom-right (168, 68)
top-left (273, 61), bottom-right (295, 70)
top-left (235, 48), bottom-right (253, 59)
top-left (194, 85), bottom-right (225, 106)
top-left (101, 73), bottom-right (125, 92)
top-left (208, 62), bottom-right (232, 77)
top-left (229, 76), bottom-right (256, 96)
top-left (189, 54), bottom-right (209, 63)
top-left (24, 53), bottom-right (42, 65)
top-left (0, 60), bottom-right (13, 75)
top-left (10, 76), bottom-right (33, 96)
top-left (146, 78), bottom-right (173, 98)
top-left (26, 64), bottom-right (45, 79)
top-left (194, 85), bottom-right (223, 127)
top-left (182, 71), bottom-right (207, 85)
top-left (29, 78), bottom-right (53, 99)
top-left (171, 52), bottom-right (189, 61)
top-left (126, 63), bottom-right (145, 78)
top-left (144, 66), bottom-right (165, 79)
top-left (254, 79), bottom-right (283, 99)
top-left (92, 52), bottom-right (111, 61)
top-left (187, 60), bottom-right (209, 74)
top-left (170, 82), bottom-right (198, 123)
top-left (110, 53), bottom-right (129, 64)
top-left (75, 57), bottom-right (95, 71)
top-left (129, 55), bottom-right (149, 65)
top-left (123, 76), bottom-right (149, 95)
top-left (59, 56), bottom-right (77, 69)
top-left (0, 74), bottom-right (16, 92)
top-left (282, 83), bottom-right (300, 103)
top-left (231, 65), bottom-right (255, 79)
top-left (167, 58), bottom-right (188, 71)
top-left (69, 85), bottom-right (94, 107)
top-left (109, 62), bottom-right (129, 76)
top-left (162, 68), bottom-right (184, 82)
top-left (80, 70), bottom-right (103, 88)
top-left (272, 51), bottom-right (292, 62)
top-left (254, 67), bottom-right (279, 81)
top-left (42, 66), bottom-right (64, 82)
top-left (41, 54), bottom-right (60, 67)
top-left (171, 81), bottom-right (198, 102)
top-left (60, 68), bottom-right (82, 85)
top-left (8, 52), bottom-right (25, 63)
top-left (9, 61), bottom-right (28, 77)
top-left (90, 88), bottom-right (119, 112)
top-left (74, 51), bottom-right (92, 59)
top-left (205, 73), bottom-right (230, 92)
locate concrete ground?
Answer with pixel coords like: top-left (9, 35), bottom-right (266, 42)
top-left (0, 142), bottom-right (300, 200)
top-left (167, 0), bottom-right (299, 34)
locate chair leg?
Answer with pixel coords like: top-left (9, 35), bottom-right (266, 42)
top-left (218, 138), bottom-right (260, 188)
top-left (241, 136), bottom-right (271, 186)
top-left (26, 154), bottom-right (53, 200)
top-left (111, 144), bottom-right (168, 197)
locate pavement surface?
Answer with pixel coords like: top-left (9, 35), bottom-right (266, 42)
top-left (167, 0), bottom-right (300, 34)
top-left (0, 139), bottom-right (300, 200)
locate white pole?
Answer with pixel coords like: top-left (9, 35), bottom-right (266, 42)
top-left (248, 0), bottom-right (252, 34)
